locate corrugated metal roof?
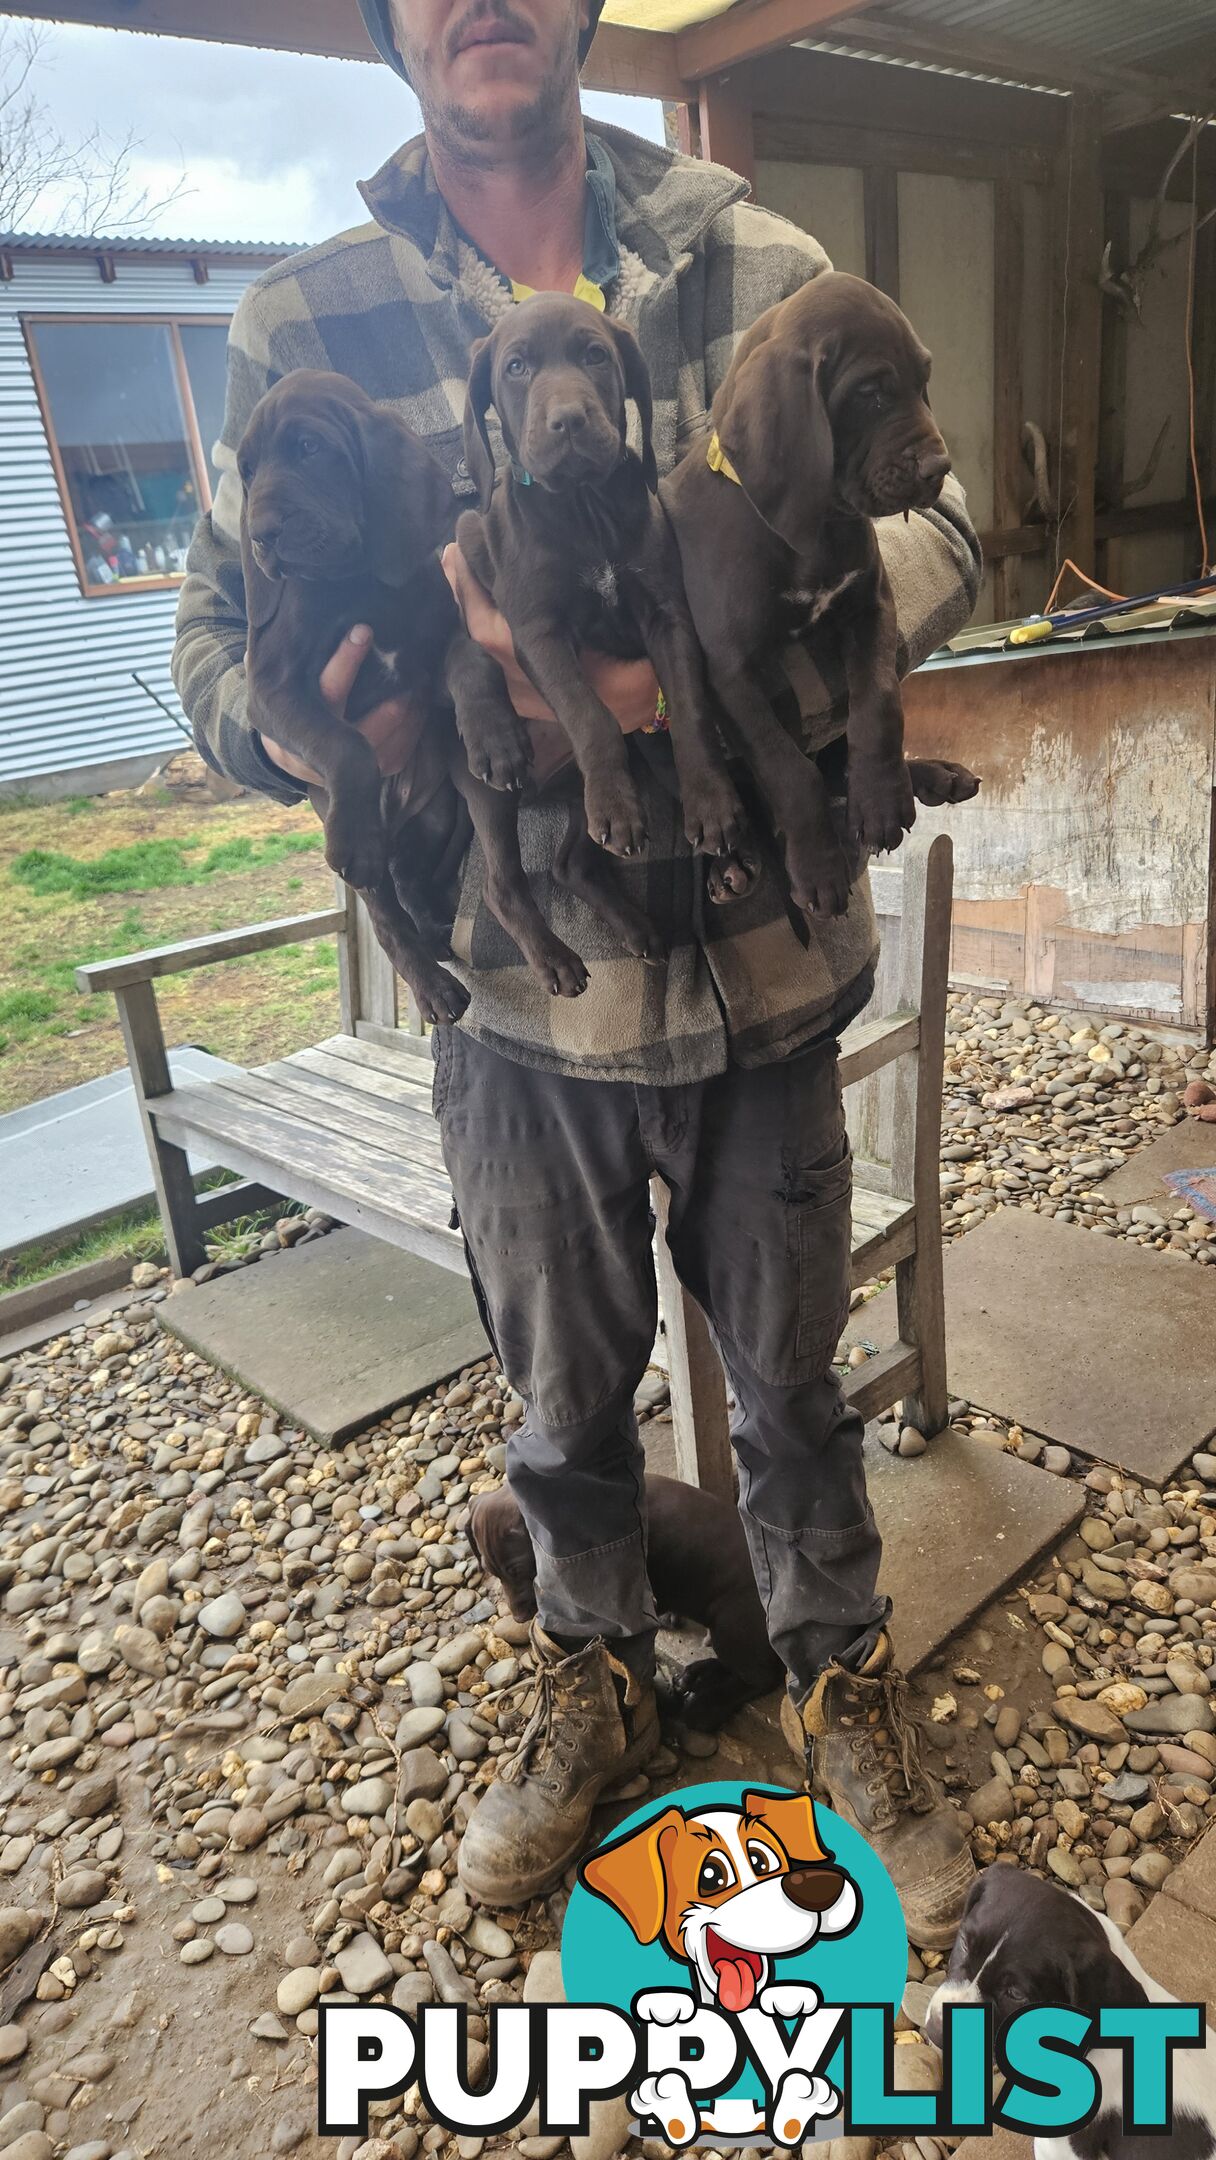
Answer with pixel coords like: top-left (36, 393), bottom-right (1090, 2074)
top-left (868, 0), bottom-right (1213, 73)
top-left (605, 0), bottom-right (1216, 91)
top-left (1, 232), bottom-right (300, 260)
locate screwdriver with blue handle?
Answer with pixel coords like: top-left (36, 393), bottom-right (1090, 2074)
top-left (1008, 572), bottom-right (1216, 644)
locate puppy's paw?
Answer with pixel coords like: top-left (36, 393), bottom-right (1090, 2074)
top-left (683, 775), bottom-right (746, 861)
top-left (707, 850), bottom-right (759, 905)
top-left (542, 948), bottom-right (589, 999)
top-left (634, 1990), bottom-right (697, 2026)
top-left (848, 759), bottom-right (916, 856)
top-left (769, 2070), bottom-right (840, 2147)
top-left (585, 777), bottom-right (648, 859)
top-left (907, 755), bottom-right (980, 807)
top-left (786, 838), bottom-right (851, 919)
top-left (668, 1657), bottom-right (749, 1732)
top-left (325, 817), bottom-right (387, 894)
top-left (759, 1982), bottom-right (822, 2021)
top-left (409, 964), bottom-right (470, 1027)
top-left (461, 712), bottom-right (532, 794)
top-left (631, 2070), bottom-right (700, 2149)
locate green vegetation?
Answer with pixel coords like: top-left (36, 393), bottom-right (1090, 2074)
top-left (0, 781), bottom-right (337, 1116)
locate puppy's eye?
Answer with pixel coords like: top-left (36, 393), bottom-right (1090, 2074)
top-left (504, 355), bottom-right (529, 379)
top-left (295, 433), bottom-right (320, 459)
top-left (746, 1842), bottom-right (779, 1877)
top-left (584, 342), bottom-right (609, 366)
top-left (697, 1853), bottom-right (735, 1898)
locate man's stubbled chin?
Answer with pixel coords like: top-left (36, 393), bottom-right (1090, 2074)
top-left (704, 1928), bottom-right (765, 2012)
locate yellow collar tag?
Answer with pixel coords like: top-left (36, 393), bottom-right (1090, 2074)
top-left (509, 273), bottom-right (607, 313)
top-left (707, 431), bottom-right (742, 486)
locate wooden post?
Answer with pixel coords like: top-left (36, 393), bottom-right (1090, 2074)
top-left (992, 178), bottom-right (1025, 622)
top-left (353, 894), bottom-right (407, 1033)
top-left (651, 1181), bottom-right (734, 1499)
top-left (336, 877), bottom-right (363, 1038)
top-left (864, 165), bottom-right (900, 301)
top-left (890, 836), bottom-right (952, 1437)
top-left (113, 979), bottom-right (208, 1278)
top-left (697, 74), bottom-right (756, 193)
top-left (1055, 93), bottom-right (1104, 580)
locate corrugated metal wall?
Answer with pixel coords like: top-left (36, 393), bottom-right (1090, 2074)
top-left (0, 255), bottom-right (265, 789)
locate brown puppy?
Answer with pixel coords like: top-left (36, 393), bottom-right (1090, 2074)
top-left (239, 370), bottom-right (471, 1023)
top-left (448, 294), bottom-right (746, 921)
top-left (664, 271), bottom-right (977, 917)
top-left (468, 1474), bottom-right (783, 1731)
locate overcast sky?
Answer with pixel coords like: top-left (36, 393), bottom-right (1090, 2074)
top-left (6, 15), bottom-right (665, 244)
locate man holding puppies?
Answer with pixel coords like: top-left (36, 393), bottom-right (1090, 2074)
top-left (175, 0), bottom-right (980, 1947)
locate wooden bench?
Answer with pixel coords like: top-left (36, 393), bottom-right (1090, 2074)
top-left (77, 835), bottom-right (953, 1497)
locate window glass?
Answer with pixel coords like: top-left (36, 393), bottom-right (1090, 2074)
top-left (180, 321), bottom-right (231, 492)
top-left (29, 319), bottom-right (201, 585)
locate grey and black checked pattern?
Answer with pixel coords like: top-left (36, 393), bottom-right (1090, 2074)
top-left (174, 123), bottom-right (980, 1082)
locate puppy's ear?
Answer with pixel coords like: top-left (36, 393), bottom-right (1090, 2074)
top-left (463, 336), bottom-right (499, 513)
top-left (363, 407), bottom-right (454, 583)
top-left (239, 498), bottom-right (284, 633)
top-left (713, 332), bottom-right (833, 555)
top-left (1066, 1938), bottom-right (1150, 2020)
top-left (580, 1806), bottom-right (685, 1945)
top-left (742, 1790), bottom-right (831, 1867)
top-left (608, 316), bottom-right (657, 493)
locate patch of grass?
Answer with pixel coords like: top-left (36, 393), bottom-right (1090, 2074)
top-left (0, 987), bottom-right (57, 1029)
top-left (0, 784), bottom-right (335, 1115)
top-left (11, 828), bottom-right (321, 902)
top-left (63, 795), bottom-right (94, 818)
top-left (1, 1205), bottom-right (166, 1293)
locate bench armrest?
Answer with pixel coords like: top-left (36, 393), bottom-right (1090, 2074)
top-left (76, 907), bottom-right (347, 995)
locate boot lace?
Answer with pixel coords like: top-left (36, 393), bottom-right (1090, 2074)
top-left (837, 1663), bottom-right (935, 1818)
top-left (497, 1660), bottom-right (588, 1798)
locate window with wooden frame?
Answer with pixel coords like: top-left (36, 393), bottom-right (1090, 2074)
top-left (23, 314), bottom-right (231, 599)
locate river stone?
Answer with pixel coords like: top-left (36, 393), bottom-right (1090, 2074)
top-left (969, 1778), bottom-right (1015, 1826)
top-left (277, 1969), bottom-right (322, 2017)
top-left (395, 1708), bottom-right (446, 1748)
top-left (216, 1923), bottom-right (254, 1955)
top-left (1124, 1694), bottom-right (1215, 1737)
top-left (1169, 1568), bottom-right (1216, 1606)
top-left (0, 1910), bottom-right (40, 1964)
top-left (58, 1870), bottom-right (106, 1910)
top-left (197, 1592), bottom-right (245, 1640)
top-left (1056, 1698), bottom-right (1126, 1743)
top-left (398, 1748), bottom-right (448, 1803)
top-left (336, 1935), bottom-right (394, 1995)
top-left (342, 1778), bottom-right (393, 1818)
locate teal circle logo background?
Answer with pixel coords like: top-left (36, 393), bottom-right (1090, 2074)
top-left (561, 1780), bottom-right (907, 2099)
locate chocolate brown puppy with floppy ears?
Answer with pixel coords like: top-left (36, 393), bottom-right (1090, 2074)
top-left (239, 369), bottom-right (471, 1023)
top-left (468, 1476), bottom-right (783, 1732)
top-left (447, 292), bottom-right (747, 885)
top-left (663, 271), bottom-right (978, 917)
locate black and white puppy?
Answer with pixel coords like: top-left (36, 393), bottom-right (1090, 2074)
top-left (925, 1866), bottom-right (1216, 2159)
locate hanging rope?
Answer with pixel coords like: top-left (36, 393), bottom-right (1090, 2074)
top-left (1184, 122), bottom-right (1212, 577)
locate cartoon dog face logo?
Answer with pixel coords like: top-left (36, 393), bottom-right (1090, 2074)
top-left (581, 1788), bottom-right (860, 2009)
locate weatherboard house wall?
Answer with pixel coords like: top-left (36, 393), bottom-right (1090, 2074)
top-left (0, 238), bottom-right (285, 796)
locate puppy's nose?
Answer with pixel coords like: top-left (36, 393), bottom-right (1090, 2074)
top-left (784, 1864), bottom-right (846, 1912)
top-left (547, 402), bottom-right (587, 438)
top-left (917, 448), bottom-right (951, 487)
top-left (250, 513), bottom-right (283, 547)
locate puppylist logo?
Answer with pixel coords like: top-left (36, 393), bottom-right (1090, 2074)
top-left (318, 1781), bottom-right (1207, 2149)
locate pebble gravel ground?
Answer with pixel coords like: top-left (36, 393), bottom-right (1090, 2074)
top-left (0, 995), bottom-right (1214, 2160)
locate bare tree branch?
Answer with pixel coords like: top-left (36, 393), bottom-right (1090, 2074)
top-left (0, 21), bottom-right (190, 236)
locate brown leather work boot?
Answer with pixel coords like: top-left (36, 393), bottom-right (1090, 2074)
top-left (458, 1620), bottom-right (659, 1908)
top-left (780, 1631), bottom-right (973, 1950)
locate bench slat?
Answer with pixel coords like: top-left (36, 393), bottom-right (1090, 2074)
top-left (256, 1060), bottom-right (444, 1153)
top-left (287, 1042), bottom-right (434, 1110)
top-left (153, 1084), bottom-right (463, 1272)
top-left (210, 1068), bottom-right (451, 1196)
top-left (315, 1034), bottom-right (437, 1086)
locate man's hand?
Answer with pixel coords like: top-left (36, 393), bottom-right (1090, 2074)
top-left (442, 542), bottom-right (660, 784)
top-left (259, 623), bottom-right (426, 787)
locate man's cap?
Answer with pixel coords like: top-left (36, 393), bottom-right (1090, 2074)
top-left (357, 1), bottom-right (607, 80)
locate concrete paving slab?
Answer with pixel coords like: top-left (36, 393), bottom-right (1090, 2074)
top-left (159, 1227), bottom-right (487, 1442)
top-left (953, 2130), bottom-right (1030, 2160)
top-left (1163, 1826), bottom-right (1216, 1928)
top-left (847, 1208), bottom-right (1216, 1483)
top-left (643, 1419), bottom-right (1084, 1682)
top-left (1, 1048), bottom-right (241, 1262)
top-left (1098, 1116), bottom-right (1216, 1206)
top-left (1126, 1891), bottom-right (1216, 2015)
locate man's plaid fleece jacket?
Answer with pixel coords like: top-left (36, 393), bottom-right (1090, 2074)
top-left (174, 122), bottom-right (980, 1085)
